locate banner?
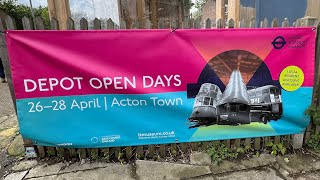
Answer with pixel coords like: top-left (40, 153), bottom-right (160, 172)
top-left (6, 28), bottom-right (316, 147)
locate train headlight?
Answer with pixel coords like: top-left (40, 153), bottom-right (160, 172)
top-left (220, 115), bottom-right (228, 120)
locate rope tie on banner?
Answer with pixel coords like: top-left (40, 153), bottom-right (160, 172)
top-left (171, 28), bottom-right (178, 33)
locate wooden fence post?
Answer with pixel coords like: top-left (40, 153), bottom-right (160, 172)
top-left (120, 19), bottom-right (126, 29)
top-left (216, 18), bottom-right (223, 28)
top-left (50, 18), bottom-right (59, 30)
top-left (22, 16), bottom-right (33, 30)
top-left (2, 16), bottom-right (17, 115)
top-left (249, 18), bottom-right (256, 28)
top-left (271, 18), bottom-right (278, 28)
top-left (205, 18), bottom-right (212, 29)
top-left (194, 18), bottom-right (201, 29)
top-left (292, 16), bottom-right (318, 149)
top-left (228, 19), bottom-right (235, 28)
top-left (107, 18), bottom-right (115, 30)
top-left (80, 18), bottom-right (88, 30)
top-left (282, 18), bottom-right (289, 27)
top-left (35, 17), bottom-right (45, 30)
top-left (93, 18), bottom-right (102, 30)
top-left (260, 17), bottom-right (268, 28)
top-left (67, 17), bottom-right (75, 30)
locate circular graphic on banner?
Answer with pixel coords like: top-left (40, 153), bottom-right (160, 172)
top-left (279, 66), bottom-right (304, 91)
top-left (207, 50), bottom-right (263, 85)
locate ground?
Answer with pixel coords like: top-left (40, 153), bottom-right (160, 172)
top-left (1, 83), bottom-right (320, 180)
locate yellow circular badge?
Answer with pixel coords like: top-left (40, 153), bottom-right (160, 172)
top-left (279, 66), bottom-right (304, 91)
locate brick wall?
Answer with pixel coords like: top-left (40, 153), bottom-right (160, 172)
top-left (201, 0), bottom-right (216, 27)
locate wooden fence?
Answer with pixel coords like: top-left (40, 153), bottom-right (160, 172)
top-left (0, 15), bottom-right (319, 161)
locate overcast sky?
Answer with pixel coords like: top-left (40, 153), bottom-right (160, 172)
top-left (18, 0), bottom-right (47, 7)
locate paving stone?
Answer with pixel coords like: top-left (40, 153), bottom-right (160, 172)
top-left (190, 175), bottom-right (215, 180)
top-left (135, 160), bottom-right (211, 180)
top-left (0, 115), bottom-right (8, 124)
top-left (26, 175), bottom-right (58, 180)
top-left (308, 150), bottom-right (320, 158)
top-left (59, 162), bottom-right (121, 173)
top-left (56, 165), bottom-right (134, 180)
top-left (4, 170), bottom-right (28, 180)
top-left (0, 127), bottom-right (17, 137)
top-left (295, 171), bottom-right (320, 180)
top-left (7, 135), bottom-right (24, 156)
top-left (239, 154), bottom-right (276, 168)
top-left (12, 160), bottom-right (38, 171)
top-left (0, 127), bottom-right (18, 149)
top-left (0, 84), bottom-right (15, 117)
top-left (211, 160), bottom-right (245, 174)
top-left (0, 115), bottom-right (18, 131)
top-left (210, 154), bottom-right (276, 174)
top-left (25, 163), bottom-right (64, 179)
top-left (190, 151), bottom-right (212, 166)
top-left (214, 167), bottom-right (284, 180)
top-left (276, 154), bottom-right (320, 175)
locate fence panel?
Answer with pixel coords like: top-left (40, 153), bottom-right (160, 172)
top-left (22, 16), bottom-right (32, 30)
top-left (1, 15), bottom-right (319, 160)
top-left (50, 18), bottom-right (59, 30)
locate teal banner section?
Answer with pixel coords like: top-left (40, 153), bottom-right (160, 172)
top-left (16, 89), bottom-right (311, 148)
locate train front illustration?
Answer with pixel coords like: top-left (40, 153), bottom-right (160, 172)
top-left (188, 70), bottom-right (283, 128)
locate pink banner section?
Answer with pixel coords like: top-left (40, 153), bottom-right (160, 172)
top-left (6, 28), bottom-right (316, 100)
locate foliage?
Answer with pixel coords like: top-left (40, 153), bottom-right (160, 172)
top-left (305, 83), bottom-right (320, 125)
top-left (265, 142), bottom-right (286, 156)
top-left (206, 142), bottom-right (244, 164)
top-left (306, 134), bottom-right (320, 152)
top-left (305, 105), bottom-right (320, 125)
top-left (193, 0), bottom-right (207, 19)
top-left (183, 0), bottom-right (194, 9)
top-left (0, 0), bottom-right (50, 29)
top-left (206, 141), bottom-right (288, 164)
top-left (34, 5), bottom-right (50, 29)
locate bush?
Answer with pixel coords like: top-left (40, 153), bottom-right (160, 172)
top-left (0, 0), bottom-right (49, 29)
top-left (307, 134), bottom-right (320, 152)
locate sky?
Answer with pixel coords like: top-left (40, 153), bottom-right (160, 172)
top-left (18, 0), bottom-right (47, 7)
top-left (191, 0), bottom-right (197, 14)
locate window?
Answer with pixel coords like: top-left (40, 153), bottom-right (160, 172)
top-left (210, 98), bottom-right (214, 106)
top-left (239, 104), bottom-right (247, 112)
top-left (270, 88), bottom-right (276, 95)
top-left (230, 105), bottom-right (236, 112)
top-left (194, 97), bottom-right (204, 106)
top-left (262, 89), bottom-right (270, 102)
top-left (204, 97), bottom-right (211, 105)
top-left (219, 104), bottom-right (227, 113)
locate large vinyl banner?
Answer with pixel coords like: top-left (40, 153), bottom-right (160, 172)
top-left (6, 28), bottom-right (316, 147)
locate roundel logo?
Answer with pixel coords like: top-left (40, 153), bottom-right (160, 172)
top-left (272, 36), bottom-right (286, 49)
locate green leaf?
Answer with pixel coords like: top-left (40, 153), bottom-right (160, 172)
top-left (236, 147), bottom-right (245, 153)
top-left (271, 150), bottom-right (277, 155)
top-left (272, 144), bottom-right (278, 151)
top-left (256, 151), bottom-right (260, 157)
top-left (280, 147), bottom-right (286, 155)
top-left (284, 158), bottom-right (290, 163)
top-left (244, 145), bottom-right (251, 151)
top-left (266, 141), bottom-right (273, 147)
top-left (277, 143), bottom-right (284, 149)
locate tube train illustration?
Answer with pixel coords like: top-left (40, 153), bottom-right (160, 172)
top-left (188, 70), bottom-right (283, 128)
